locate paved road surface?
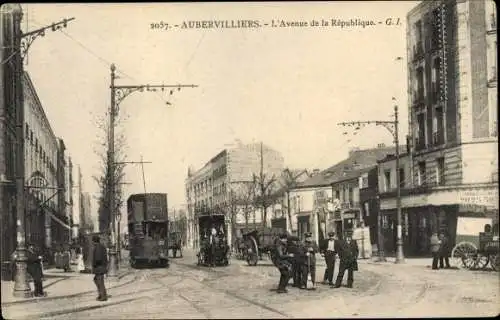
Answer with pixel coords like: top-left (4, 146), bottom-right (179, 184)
top-left (2, 253), bottom-right (499, 319)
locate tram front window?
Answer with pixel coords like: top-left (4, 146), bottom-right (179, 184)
top-left (143, 222), bottom-right (167, 240)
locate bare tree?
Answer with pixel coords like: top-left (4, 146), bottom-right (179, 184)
top-left (280, 168), bottom-right (310, 232)
top-left (92, 111), bottom-right (128, 234)
top-left (253, 172), bottom-right (277, 229)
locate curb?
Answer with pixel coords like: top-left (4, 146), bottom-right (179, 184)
top-left (2, 270), bottom-right (136, 307)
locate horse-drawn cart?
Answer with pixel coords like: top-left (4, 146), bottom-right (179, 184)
top-left (451, 218), bottom-right (499, 271)
top-left (240, 227), bottom-right (285, 266)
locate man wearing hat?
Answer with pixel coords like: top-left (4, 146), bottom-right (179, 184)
top-left (274, 233), bottom-right (294, 293)
top-left (302, 232), bottom-right (319, 289)
top-left (26, 244), bottom-right (45, 297)
top-left (321, 231), bottom-right (338, 286)
top-left (332, 229), bottom-right (359, 288)
top-left (92, 235), bottom-right (108, 301)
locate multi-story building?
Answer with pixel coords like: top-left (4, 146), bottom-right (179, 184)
top-left (79, 192), bottom-right (94, 235)
top-left (185, 140), bottom-right (284, 249)
top-left (385, 0), bottom-right (499, 256)
top-left (290, 145), bottom-right (399, 243)
top-left (0, 4), bottom-right (22, 263)
top-left (23, 72), bottom-right (61, 252)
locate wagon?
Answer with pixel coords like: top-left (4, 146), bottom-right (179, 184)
top-left (241, 227), bottom-right (285, 266)
top-left (451, 219), bottom-right (499, 271)
top-left (196, 214), bottom-right (230, 267)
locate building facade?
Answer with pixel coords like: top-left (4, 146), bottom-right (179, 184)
top-left (0, 4), bottom-right (22, 263)
top-left (290, 145), bottom-right (397, 243)
top-left (23, 72), bottom-right (61, 252)
top-left (185, 140), bottom-right (284, 249)
top-left (381, 0), bottom-right (499, 256)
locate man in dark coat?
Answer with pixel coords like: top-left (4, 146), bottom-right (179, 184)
top-left (274, 233), bottom-right (294, 293)
top-left (302, 232), bottom-right (319, 289)
top-left (332, 230), bottom-right (359, 288)
top-left (288, 236), bottom-right (304, 287)
top-left (321, 231), bottom-right (338, 285)
top-left (92, 235), bottom-right (108, 301)
top-left (438, 232), bottom-right (451, 269)
top-left (26, 244), bottom-right (45, 297)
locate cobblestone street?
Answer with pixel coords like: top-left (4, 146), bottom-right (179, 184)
top-left (2, 251), bottom-right (498, 319)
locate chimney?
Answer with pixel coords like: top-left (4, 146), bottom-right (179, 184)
top-left (377, 143), bottom-right (386, 148)
top-left (312, 169), bottom-right (320, 176)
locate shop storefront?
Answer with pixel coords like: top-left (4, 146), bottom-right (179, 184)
top-left (380, 184), bottom-right (499, 257)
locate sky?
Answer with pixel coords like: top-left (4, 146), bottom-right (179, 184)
top-left (19, 1), bottom-right (418, 219)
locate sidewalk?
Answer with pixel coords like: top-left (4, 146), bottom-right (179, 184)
top-left (1, 263), bottom-right (134, 305)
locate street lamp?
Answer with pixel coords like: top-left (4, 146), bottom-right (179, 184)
top-left (337, 102), bottom-right (405, 264)
top-left (106, 64), bottom-right (198, 277)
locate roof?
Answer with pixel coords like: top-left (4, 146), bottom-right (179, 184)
top-left (295, 145), bottom-right (405, 188)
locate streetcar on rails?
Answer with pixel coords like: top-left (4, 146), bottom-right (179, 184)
top-left (127, 193), bottom-right (169, 268)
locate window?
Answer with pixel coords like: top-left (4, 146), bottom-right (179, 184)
top-left (433, 106), bottom-right (445, 145)
top-left (416, 67), bottom-right (425, 102)
top-left (436, 157), bottom-right (445, 185)
top-left (335, 190), bottom-right (340, 200)
top-left (414, 20), bottom-right (423, 51)
top-left (399, 167), bottom-right (406, 188)
top-left (384, 170), bottom-right (391, 191)
top-left (431, 57), bottom-right (441, 103)
top-left (25, 123), bottom-right (29, 140)
top-left (35, 138), bottom-right (39, 151)
top-left (418, 161), bottom-right (426, 186)
top-left (348, 187), bottom-right (353, 204)
top-left (30, 130), bottom-right (34, 144)
top-left (416, 113), bottom-right (426, 150)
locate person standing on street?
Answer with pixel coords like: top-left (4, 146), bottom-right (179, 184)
top-left (302, 232), bottom-right (319, 290)
top-left (274, 233), bottom-right (294, 294)
top-left (92, 235), bottom-right (108, 301)
top-left (430, 232), bottom-right (440, 270)
top-left (438, 232), bottom-right (451, 269)
top-left (321, 231), bottom-right (337, 285)
top-left (27, 244), bottom-right (45, 297)
top-left (332, 230), bottom-right (359, 289)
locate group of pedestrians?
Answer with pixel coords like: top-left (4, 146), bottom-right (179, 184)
top-left (273, 229), bottom-right (360, 294)
top-left (10, 235), bottom-right (109, 302)
top-left (430, 231), bottom-right (451, 270)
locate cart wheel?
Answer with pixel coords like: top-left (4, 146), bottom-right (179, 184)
top-left (473, 254), bottom-right (490, 270)
top-left (451, 242), bottom-right (477, 269)
top-left (490, 254), bottom-right (500, 271)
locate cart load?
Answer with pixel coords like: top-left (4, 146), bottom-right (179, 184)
top-left (241, 227), bottom-right (287, 266)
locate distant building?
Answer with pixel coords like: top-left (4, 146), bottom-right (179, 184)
top-left (185, 140), bottom-right (284, 249)
top-left (289, 145), bottom-right (400, 243)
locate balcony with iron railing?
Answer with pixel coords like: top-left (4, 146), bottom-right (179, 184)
top-left (432, 130), bottom-right (445, 146)
top-left (415, 136), bottom-right (427, 151)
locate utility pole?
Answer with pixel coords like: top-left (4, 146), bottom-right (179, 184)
top-left (11, 9), bottom-right (74, 298)
top-left (337, 102), bottom-right (405, 264)
top-left (107, 63), bottom-right (197, 278)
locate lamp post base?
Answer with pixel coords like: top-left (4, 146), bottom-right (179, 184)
top-left (13, 250), bottom-right (33, 298)
top-left (395, 239), bottom-right (405, 264)
top-left (107, 247), bottom-right (118, 278)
